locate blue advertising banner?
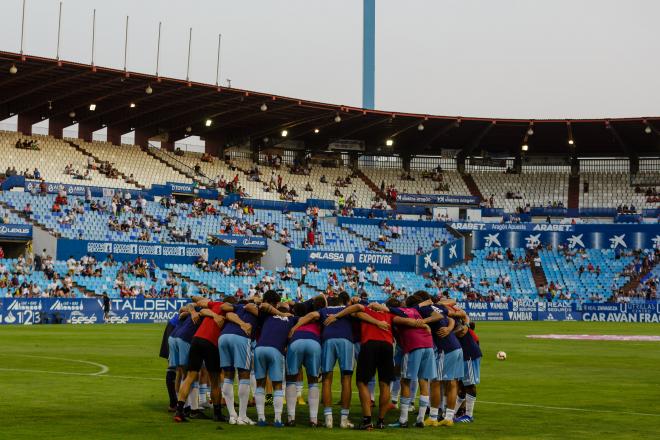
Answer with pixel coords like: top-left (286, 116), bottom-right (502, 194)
top-left (290, 249), bottom-right (415, 271)
top-left (0, 224), bottom-right (32, 239)
top-left (456, 223), bottom-right (660, 250)
top-left (1, 298), bottom-right (658, 325)
top-left (166, 182), bottom-right (197, 194)
top-left (56, 238), bottom-right (234, 265)
top-left (213, 234), bottom-right (268, 250)
top-left (25, 180), bottom-right (146, 200)
top-left (415, 238), bottom-right (465, 274)
top-left (397, 194), bottom-right (481, 205)
top-left (450, 222), bottom-right (575, 233)
top-left (0, 297), bottom-right (191, 325)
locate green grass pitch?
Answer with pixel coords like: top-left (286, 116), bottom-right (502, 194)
top-left (1, 321), bottom-right (659, 439)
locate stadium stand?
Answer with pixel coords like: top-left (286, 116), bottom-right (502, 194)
top-left (1, 131), bottom-right (140, 189)
top-left (471, 171), bottom-right (569, 212)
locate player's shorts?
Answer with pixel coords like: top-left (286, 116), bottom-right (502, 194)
top-left (393, 344), bottom-right (403, 367)
top-left (462, 357), bottom-right (481, 386)
top-left (254, 346), bottom-right (285, 382)
top-left (175, 338), bottom-right (191, 368)
top-left (322, 338), bottom-right (355, 374)
top-left (218, 333), bottom-right (252, 371)
top-left (187, 337), bottom-right (221, 373)
top-left (401, 347), bottom-right (436, 380)
top-left (356, 340), bottom-right (394, 384)
top-left (436, 348), bottom-right (464, 381)
top-left (167, 336), bottom-right (179, 368)
top-left (286, 338), bottom-right (322, 376)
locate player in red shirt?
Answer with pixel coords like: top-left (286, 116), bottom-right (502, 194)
top-left (174, 296), bottom-right (246, 423)
top-left (324, 302), bottom-right (428, 430)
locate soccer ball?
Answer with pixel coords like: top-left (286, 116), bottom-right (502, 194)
top-left (496, 351), bottom-right (507, 360)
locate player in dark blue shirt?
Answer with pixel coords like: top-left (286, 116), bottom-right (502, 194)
top-left (218, 300), bottom-right (259, 425)
top-left (454, 316), bottom-right (482, 424)
top-left (413, 292), bottom-right (464, 426)
top-left (316, 292), bottom-right (360, 429)
top-left (253, 290), bottom-right (297, 427)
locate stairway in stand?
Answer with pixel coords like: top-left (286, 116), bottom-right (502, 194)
top-left (65, 140), bottom-right (145, 189)
top-left (619, 260), bottom-right (657, 294)
top-left (461, 173), bottom-right (484, 201)
top-left (567, 175), bottom-right (580, 210)
top-left (527, 248), bottom-right (548, 291)
top-left (355, 170), bottom-right (393, 208)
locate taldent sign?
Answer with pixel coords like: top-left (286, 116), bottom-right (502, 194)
top-left (0, 298), bottom-right (191, 325)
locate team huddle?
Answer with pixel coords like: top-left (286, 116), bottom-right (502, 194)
top-left (161, 290), bottom-right (482, 430)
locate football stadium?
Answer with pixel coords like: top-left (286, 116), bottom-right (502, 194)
top-left (1, 1), bottom-right (659, 439)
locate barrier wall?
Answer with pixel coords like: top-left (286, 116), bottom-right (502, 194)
top-left (1, 298), bottom-right (657, 325)
top-left (56, 238), bottom-right (234, 265)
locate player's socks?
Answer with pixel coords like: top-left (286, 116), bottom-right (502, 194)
top-left (222, 378), bottom-right (237, 418)
top-left (213, 403), bottom-right (226, 422)
top-left (390, 378), bottom-right (401, 404)
top-left (255, 387), bottom-right (266, 421)
top-left (273, 389), bottom-right (285, 423)
top-left (296, 381), bottom-right (303, 397)
top-left (454, 396), bottom-right (465, 412)
top-left (166, 368), bottom-right (177, 408)
top-left (200, 383), bottom-right (209, 405)
top-left (308, 383), bottom-right (320, 423)
top-left (398, 396), bottom-right (411, 424)
top-left (417, 395), bottom-right (429, 423)
top-left (409, 379), bottom-right (418, 409)
top-left (238, 379), bottom-right (251, 420)
top-left (324, 407), bottom-right (333, 428)
top-left (444, 408), bottom-right (455, 422)
top-left (429, 407), bottom-right (439, 420)
top-left (250, 373), bottom-right (257, 396)
top-left (189, 382), bottom-right (200, 411)
top-left (285, 382), bottom-right (297, 420)
top-left (465, 394), bottom-right (476, 418)
top-left (368, 378), bottom-right (376, 402)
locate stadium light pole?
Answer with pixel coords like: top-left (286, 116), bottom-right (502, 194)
top-left (215, 34), bottom-right (222, 87)
top-left (363, 0), bottom-right (376, 109)
top-left (156, 21), bottom-right (162, 77)
top-left (186, 27), bottom-right (192, 82)
top-left (20, 0), bottom-right (26, 56)
top-left (56, 2), bottom-right (62, 60)
top-left (123, 16), bottom-right (129, 72)
top-left (91, 9), bottom-right (96, 66)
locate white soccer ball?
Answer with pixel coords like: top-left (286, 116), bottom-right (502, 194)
top-left (496, 351), bottom-right (507, 360)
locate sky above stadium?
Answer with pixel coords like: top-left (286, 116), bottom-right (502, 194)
top-left (1, 0), bottom-right (659, 119)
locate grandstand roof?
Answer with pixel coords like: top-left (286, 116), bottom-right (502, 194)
top-left (0, 51), bottom-right (658, 158)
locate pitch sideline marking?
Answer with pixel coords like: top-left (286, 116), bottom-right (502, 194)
top-left (1, 365), bottom-right (658, 418)
top-left (7, 354), bottom-right (109, 375)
